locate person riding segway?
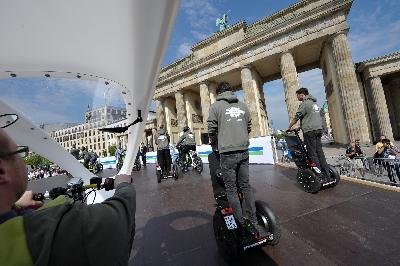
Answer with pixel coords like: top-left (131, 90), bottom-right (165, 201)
top-left (287, 87), bottom-right (339, 192)
top-left (208, 142), bottom-right (280, 261)
top-left (176, 125), bottom-right (196, 172)
top-left (155, 125), bottom-right (171, 178)
top-left (80, 146), bottom-right (90, 169)
top-left (208, 81), bottom-right (269, 241)
top-left (288, 88), bottom-right (330, 181)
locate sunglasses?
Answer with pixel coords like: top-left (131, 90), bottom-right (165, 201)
top-left (0, 146), bottom-right (29, 159)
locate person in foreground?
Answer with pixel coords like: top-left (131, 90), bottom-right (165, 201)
top-left (288, 87), bottom-right (330, 181)
top-left (207, 81), bottom-right (267, 239)
top-left (0, 128), bottom-right (136, 266)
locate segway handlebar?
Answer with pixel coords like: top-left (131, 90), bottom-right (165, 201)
top-left (285, 128), bottom-right (301, 134)
top-left (33, 177), bottom-right (114, 202)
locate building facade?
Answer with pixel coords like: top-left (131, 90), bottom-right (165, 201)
top-left (49, 106), bottom-right (127, 156)
top-left (152, 0), bottom-right (399, 144)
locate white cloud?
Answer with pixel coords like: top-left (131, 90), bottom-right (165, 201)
top-left (0, 77), bottom-right (125, 125)
top-left (348, 2), bottom-right (400, 61)
top-left (175, 0), bottom-right (220, 59)
top-left (182, 0), bottom-right (219, 32)
top-left (177, 42), bottom-right (192, 58)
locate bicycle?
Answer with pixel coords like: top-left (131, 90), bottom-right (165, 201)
top-left (176, 146), bottom-right (203, 174)
top-left (281, 148), bottom-right (292, 163)
top-left (116, 150), bottom-right (141, 172)
top-left (331, 155), bottom-right (354, 177)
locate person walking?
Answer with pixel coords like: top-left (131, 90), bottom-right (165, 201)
top-left (139, 142), bottom-right (148, 167)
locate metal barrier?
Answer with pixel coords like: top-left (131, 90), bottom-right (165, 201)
top-left (327, 156), bottom-right (400, 185)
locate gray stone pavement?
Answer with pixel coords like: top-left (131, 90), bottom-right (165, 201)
top-left (28, 164), bottom-right (400, 265)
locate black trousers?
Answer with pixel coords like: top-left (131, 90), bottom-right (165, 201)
top-left (140, 152), bottom-right (147, 166)
top-left (157, 149), bottom-right (171, 173)
top-left (303, 129), bottom-right (329, 177)
top-left (220, 150), bottom-right (257, 225)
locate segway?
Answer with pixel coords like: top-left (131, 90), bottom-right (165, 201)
top-left (156, 146), bottom-right (180, 183)
top-left (285, 128), bottom-right (340, 193)
top-left (209, 149), bottom-right (280, 261)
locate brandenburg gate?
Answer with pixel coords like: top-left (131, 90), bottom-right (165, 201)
top-left (152, 0), bottom-right (400, 146)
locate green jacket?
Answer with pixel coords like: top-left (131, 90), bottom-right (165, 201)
top-left (295, 94), bottom-right (323, 133)
top-left (207, 91), bottom-right (251, 153)
top-left (0, 182), bottom-right (136, 266)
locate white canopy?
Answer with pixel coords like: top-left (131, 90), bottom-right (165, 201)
top-left (0, 0), bottom-right (179, 177)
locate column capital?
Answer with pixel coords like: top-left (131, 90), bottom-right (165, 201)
top-left (154, 96), bottom-right (165, 102)
top-left (199, 80), bottom-right (214, 87)
top-left (367, 75), bottom-right (381, 81)
top-left (240, 64), bottom-right (254, 71)
top-left (328, 30), bottom-right (349, 43)
top-left (174, 89), bottom-right (185, 96)
top-left (280, 49), bottom-right (295, 58)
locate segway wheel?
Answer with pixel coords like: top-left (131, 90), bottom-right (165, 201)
top-left (255, 201), bottom-right (281, 246)
top-left (193, 157), bottom-right (203, 174)
top-left (156, 170), bottom-right (162, 183)
top-left (297, 169), bottom-right (321, 193)
top-left (213, 210), bottom-right (241, 261)
top-left (98, 163), bottom-right (103, 172)
top-left (328, 164), bottom-right (340, 186)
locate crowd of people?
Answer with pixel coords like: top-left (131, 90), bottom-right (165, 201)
top-left (27, 165), bottom-right (69, 181)
top-left (344, 135), bottom-right (400, 182)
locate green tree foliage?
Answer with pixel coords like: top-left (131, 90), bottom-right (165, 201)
top-left (272, 132), bottom-right (285, 141)
top-left (108, 145), bottom-right (116, 157)
top-left (24, 153), bottom-right (52, 168)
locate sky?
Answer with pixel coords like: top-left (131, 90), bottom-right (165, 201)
top-left (0, 0), bottom-right (399, 128)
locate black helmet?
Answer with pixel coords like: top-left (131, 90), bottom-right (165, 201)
top-left (183, 125), bottom-right (189, 132)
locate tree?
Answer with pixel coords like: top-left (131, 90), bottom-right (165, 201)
top-left (24, 153), bottom-right (52, 168)
top-left (108, 145), bottom-right (116, 157)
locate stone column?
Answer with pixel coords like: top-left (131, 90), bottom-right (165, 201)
top-left (331, 32), bottom-right (370, 142)
top-left (199, 82), bottom-right (212, 131)
top-left (175, 90), bottom-right (187, 130)
top-left (241, 65), bottom-right (269, 137)
top-left (184, 93), bottom-right (193, 130)
top-left (369, 76), bottom-right (394, 141)
top-left (151, 128), bottom-right (157, 151)
top-left (156, 99), bottom-right (165, 128)
top-left (280, 51), bottom-right (300, 121)
top-left (209, 82), bottom-right (217, 104)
